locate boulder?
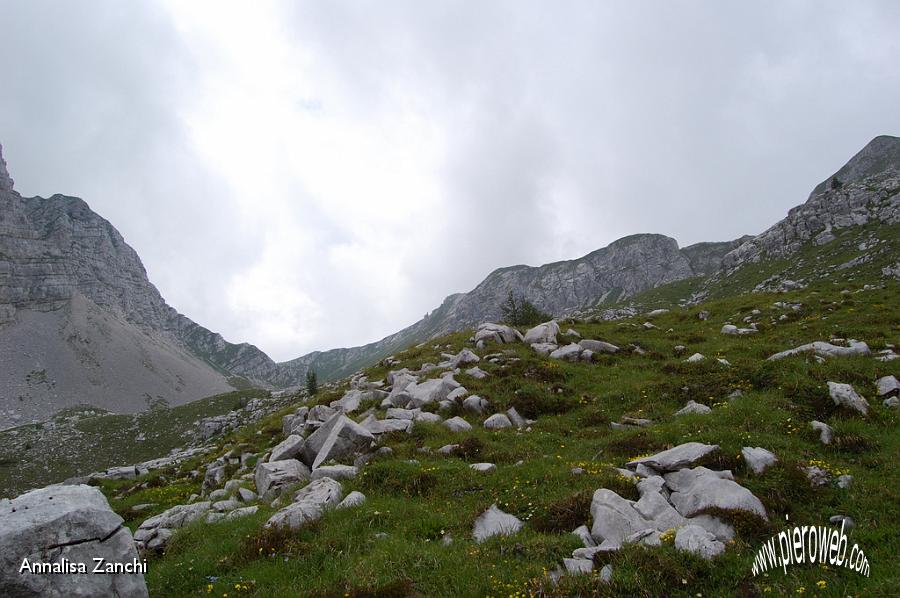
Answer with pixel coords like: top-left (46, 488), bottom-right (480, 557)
top-left (135, 501), bottom-right (211, 552)
top-left (465, 366), bottom-right (490, 379)
top-left (563, 558), bottom-right (593, 575)
top-left (674, 525), bottom-right (725, 560)
top-left (406, 378), bottom-right (456, 408)
top-left (446, 387), bottom-right (468, 401)
top-left (627, 442), bottom-right (719, 472)
top-left (827, 382), bottom-right (870, 416)
top-left (256, 460), bottom-right (310, 500)
top-left (265, 478), bottom-right (344, 530)
top-left (1, 485), bottom-right (148, 597)
top-left (473, 504), bottom-right (523, 543)
top-left (362, 418), bottom-right (412, 434)
top-left (270, 434), bottom-right (305, 462)
top-left (474, 323), bottom-right (523, 346)
top-left (741, 447), bottom-right (778, 474)
top-left (337, 491), bottom-right (367, 509)
top-left (876, 375), bottom-right (899, 396)
top-left (664, 466), bottom-right (767, 519)
top-left (483, 413), bottom-right (513, 430)
top-left (549, 343), bottom-right (583, 361)
top-left (443, 416), bottom-right (472, 433)
top-left (330, 389), bottom-right (365, 413)
top-left (589, 489), bottom-right (658, 548)
top-left (530, 343), bottom-right (558, 356)
top-left (300, 413), bottom-right (375, 469)
top-left (462, 395), bottom-right (489, 414)
top-left (579, 339), bottom-right (620, 354)
top-left (506, 407), bottom-right (527, 428)
top-left (523, 321), bottom-right (560, 344)
top-left (684, 353), bottom-right (705, 363)
top-left (451, 349), bottom-right (481, 368)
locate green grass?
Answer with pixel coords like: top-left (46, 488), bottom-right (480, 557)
top-left (4, 221), bottom-right (898, 596)
top-left (97, 271), bottom-right (900, 597)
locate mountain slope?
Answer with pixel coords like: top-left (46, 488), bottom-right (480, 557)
top-left (285, 234), bottom-right (746, 382)
top-left (0, 144), bottom-right (297, 427)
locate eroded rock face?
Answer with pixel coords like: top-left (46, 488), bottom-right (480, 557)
top-left (0, 484), bottom-right (148, 597)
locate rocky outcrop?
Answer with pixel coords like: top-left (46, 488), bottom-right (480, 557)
top-left (0, 484), bottom-right (148, 597)
top-left (721, 135), bottom-right (900, 272)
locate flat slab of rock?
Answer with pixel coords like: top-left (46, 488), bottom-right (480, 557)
top-left (828, 382), bottom-right (869, 416)
top-left (265, 478), bottom-right (344, 530)
top-left (767, 340), bottom-right (870, 361)
top-left (664, 466), bottom-right (767, 520)
top-left (742, 447), bottom-right (777, 474)
top-left (362, 418), bottom-right (412, 435)
top-left (1, 485), bottom-right (148, 597)
top-left (627, 442), bottom-right (719, 472)
top-left (579, 339), bottom-right (619, 353)
top-left (473, 504), bottom-right (523, 543)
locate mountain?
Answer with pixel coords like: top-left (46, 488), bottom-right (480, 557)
top-left (285, 135), bottom-right (900, 380)
top-left (0, 144), bottom-right (300, 428)
top-left (280, 234), bottom-right (749, 382)
top-left (2, 135), bottom-right (898, 427)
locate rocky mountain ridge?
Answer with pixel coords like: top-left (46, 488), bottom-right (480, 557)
top-left (2, 135), bottom-right (899, 426)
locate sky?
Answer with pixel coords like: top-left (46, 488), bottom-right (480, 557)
top-left (1, 1), bottom-right (899, 361)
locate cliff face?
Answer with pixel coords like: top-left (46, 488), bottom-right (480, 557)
top-left (0, 144), bottom-right (285, 427)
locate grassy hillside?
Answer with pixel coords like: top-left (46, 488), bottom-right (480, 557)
top-left (90, 263), bottom-right (899, 596)
top-left (0, 389), bottom-right (269, 497)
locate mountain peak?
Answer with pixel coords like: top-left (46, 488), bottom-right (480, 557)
top-left (813, 134), bottom-right (900, 194)
top-left (0, 143), bottom-right (14, 192)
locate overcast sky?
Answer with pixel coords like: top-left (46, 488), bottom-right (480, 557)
top-left (1, 1), bottom-right (899, 361)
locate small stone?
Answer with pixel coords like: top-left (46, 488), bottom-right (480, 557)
top-left (470, 463), bottom-right (497, 473)
top-left (810, 420), bottom-right (834, 445)
top-left (676, 400), bottom-right (711, 416)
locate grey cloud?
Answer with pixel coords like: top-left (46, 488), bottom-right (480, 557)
top-left (2, 1), bottom-right (900, 360)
